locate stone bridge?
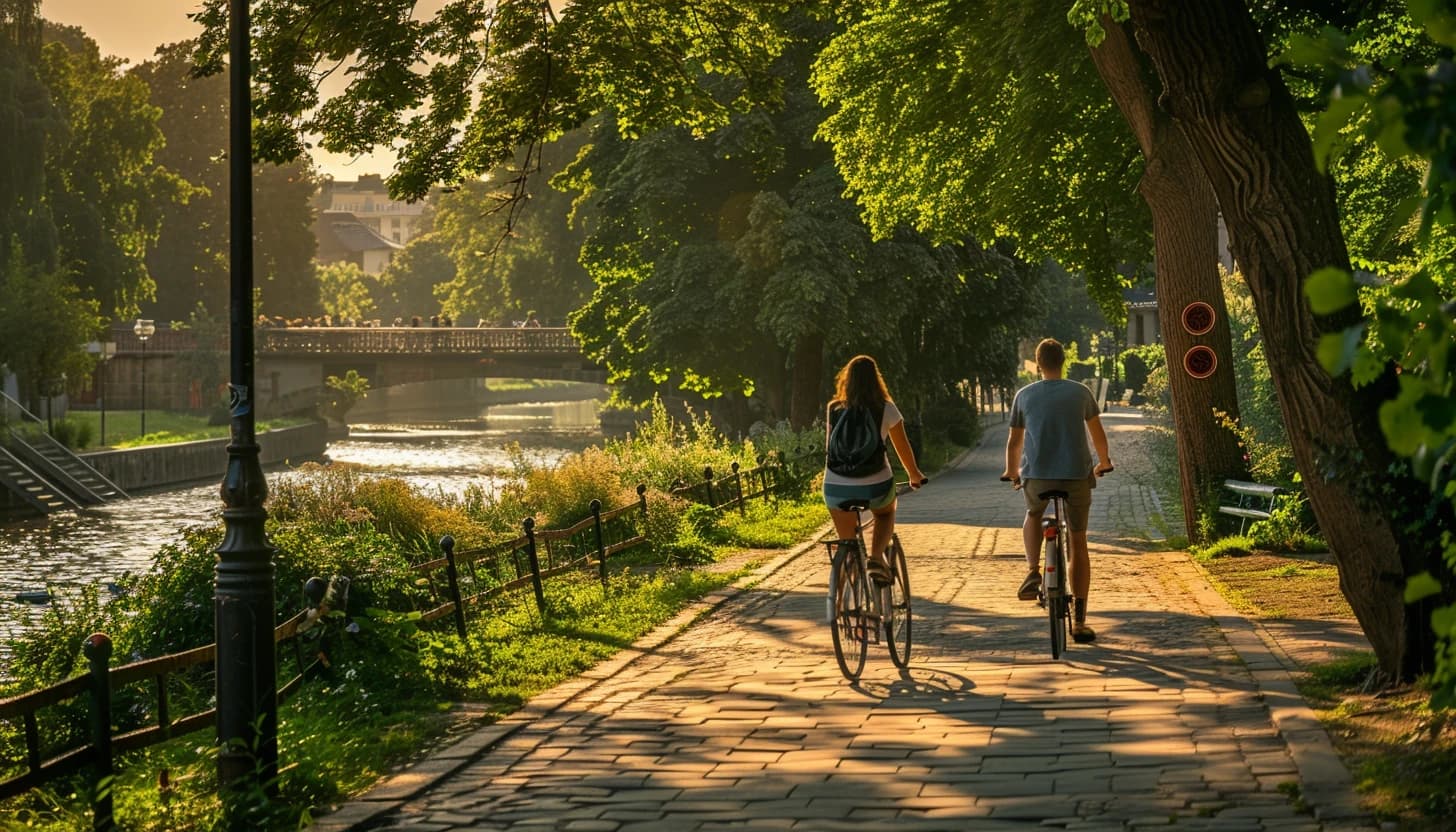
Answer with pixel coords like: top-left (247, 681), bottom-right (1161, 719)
top-left (105, 326), bottom-right (604, 414)
top-left (255, 327), bottom-right (605, 411)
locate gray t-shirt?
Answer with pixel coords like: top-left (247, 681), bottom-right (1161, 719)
top-left (1009, 379), bottom-right (1099, 480)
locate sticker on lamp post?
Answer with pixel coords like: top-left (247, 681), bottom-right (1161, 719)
top-left (1183, 345), bottom-right (1218, 379)
top-left (1181, 301), bottom-right (1216, 335)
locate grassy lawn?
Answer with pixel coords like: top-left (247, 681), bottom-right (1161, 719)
top-left (1296, 654), bottom-right (1456, 830)
top-left (64, 411), bottom-right (310, 450)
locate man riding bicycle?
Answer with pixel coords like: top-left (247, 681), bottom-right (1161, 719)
top-left (1000, 338), bottom-right (1114, 643)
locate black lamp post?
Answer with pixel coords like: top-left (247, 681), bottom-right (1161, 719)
top-left (87, 340), bottom-right (116, 445)
top-left (133, 319), bottom-right (154, 437)
top-left (216, 0), bottom-right (277, 804)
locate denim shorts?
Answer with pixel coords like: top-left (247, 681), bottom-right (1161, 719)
top-left (823, 478), bottom-right (895, 512)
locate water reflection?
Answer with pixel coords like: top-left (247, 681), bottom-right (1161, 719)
top-left (1, 398), bottom-right (602, 606)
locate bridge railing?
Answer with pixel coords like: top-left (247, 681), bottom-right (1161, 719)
top-left (257, 327), bottom-right (580, 355)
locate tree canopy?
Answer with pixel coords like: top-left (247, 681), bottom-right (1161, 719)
top-left (812, 0), bottom-right (1149, 318)
top-left (131, 41), bottom-right (318, 322)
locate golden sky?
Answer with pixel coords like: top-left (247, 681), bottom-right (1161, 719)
top-left (40, 0), bottom-right (404, 180)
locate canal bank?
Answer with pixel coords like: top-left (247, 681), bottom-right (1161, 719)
top-left (2, 399), bottom-right (602, 608)
top-left (79, 420), bottom-right (329, 494)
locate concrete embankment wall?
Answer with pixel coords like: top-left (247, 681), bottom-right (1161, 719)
top-left (81, 421), bottom-right (329, 493)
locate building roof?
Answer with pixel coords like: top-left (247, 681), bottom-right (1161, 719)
top-left (1123, 288), bottom-right (1157, 310)
top-left (316, 211), bottom-right (403, 254)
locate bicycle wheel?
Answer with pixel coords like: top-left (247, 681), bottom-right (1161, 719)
top-left (885, 535), bottom-right (912, 668)
top-left (1045, 531), bottom-right (1066, 660)
top-left (829, 542), bottom-right (869, 681)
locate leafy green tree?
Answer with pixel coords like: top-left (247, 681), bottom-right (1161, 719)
top-left (191, 0), bottom-right (794, 199)
top-left (814, 0), bottom-right (1247, 540)
top-left (561, 21), bottom-right (1039, 425)
top-left (130, 41), bottom-right (319, 322)
top-left (0, 248), bottom-right (103, 411)
top-left (170, 302), bottom-right (228, 414)
top-left (434, 132), bottom-right (593, 326)
top-left (1286, 1), bottom-right (1456, 702)
top-left (1089, 0), bottom-right (1447, 680)
top-left (316, 261), bottom-right (378, 322)
top-left (38, 24), bottom-right (187, 319)
top-left (0, 2), bottom-right (57, 271)
top-left (376, 230), bottom-right (453, 322)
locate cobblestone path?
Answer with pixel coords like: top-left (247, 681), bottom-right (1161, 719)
top-left (320, 412), bottom-right (1371, 832)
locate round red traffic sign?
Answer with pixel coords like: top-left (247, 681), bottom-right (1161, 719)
top-left (1181, 301), bottom-right (1216, 335)
top-left (1183, 345), bottom-right (1218, 379)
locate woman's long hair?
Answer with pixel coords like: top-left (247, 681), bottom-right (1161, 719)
top-left (831, 355), bottom-right (893, 411)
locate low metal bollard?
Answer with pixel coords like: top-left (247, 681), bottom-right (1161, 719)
top-left (591, 499), bottom-right (607, 589)
top-left (522, 518), bottom-right (547, 616)
top-left (731, 461), bottom-right (746, 515)
top-left (441, 535), bottom-right (467, 637)
top-left (83, 633), bottom-right (114, 832)
top-left (703, 466), bottom-right (715, 508)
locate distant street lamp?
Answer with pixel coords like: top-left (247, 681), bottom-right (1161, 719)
top-left (44, 374), bottom-right (65, 434)
top-left (134, 319), bottom-right (155, 438)
top-left (85, 340), bottom-right (117, 445)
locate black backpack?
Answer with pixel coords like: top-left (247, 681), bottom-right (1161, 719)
top-left (826, 402), bottom-right (887, 477)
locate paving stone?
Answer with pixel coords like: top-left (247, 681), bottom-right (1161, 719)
top-left (311, 414), bottom-right (1379, 832)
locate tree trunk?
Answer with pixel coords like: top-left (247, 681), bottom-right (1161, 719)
top-left (1127, 0), bottom-right (1416, 677)
top-left (1089, 20), bottom-right (1247, 542)
top-left (788, 333), bottom-right (823, 428)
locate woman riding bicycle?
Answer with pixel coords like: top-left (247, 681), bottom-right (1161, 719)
top-left (823, 355), bottom-right (926, 584)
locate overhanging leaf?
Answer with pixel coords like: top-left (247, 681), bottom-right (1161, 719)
top-left (1405, 571), bottom-right (1444, 603)
top-left (1316, 325), bottom-right (1364, 375)
top-left (1305, 267), bottom-right (1356, 315)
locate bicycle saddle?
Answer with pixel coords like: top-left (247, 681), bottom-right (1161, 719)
top-left (1037, 489), bottom-right (1070, 500)
top-left (837, 499), bottom-right (872, 512)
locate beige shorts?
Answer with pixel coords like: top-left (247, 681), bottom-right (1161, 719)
top-left (1022, 475), bottom-right (1095, 532)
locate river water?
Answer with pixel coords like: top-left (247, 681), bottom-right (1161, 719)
top-left (0, 398), bottom-right (603, 611)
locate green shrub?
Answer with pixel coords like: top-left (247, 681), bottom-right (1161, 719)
top-left (1191, 535), bottom-right (1256, 560)
top-left (1119, 344), bottom-right (1165, 396)
top-left (603, 398), bottom-right (754, 491)
top-left (47, 417), bottom-right (94, 450)
top-left (641, 490), bottom-right (714, 564)
top-left (269, 463), bottom-right (488, 553)
top-left (513, 446), bottom-right (635, 529)
top-left (1248, 492), bottom-right (1325, 552)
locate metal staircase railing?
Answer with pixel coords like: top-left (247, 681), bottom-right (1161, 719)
top-left (0, 445), bottom-right (81, 514)
top-left (0, 391), bottom-right (128, 507)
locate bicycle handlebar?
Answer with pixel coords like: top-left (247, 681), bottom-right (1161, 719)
top-left (1000, 467), bottom-right (1113, 491)
top-left (894, 478), bottom-right (929, 496)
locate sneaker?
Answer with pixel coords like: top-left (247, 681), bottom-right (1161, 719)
top-left (1017, 570), bottom-right (1040, 601)
top-left (1072, 622), bottom-right (1097, 643)
top-left (1072, 597), bottom-right (1096, 643)
top-left (867, 556), bottom-right (893, 586)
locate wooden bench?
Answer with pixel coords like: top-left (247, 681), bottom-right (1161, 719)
top-left (1218, 479), bottom-right (1289, 534)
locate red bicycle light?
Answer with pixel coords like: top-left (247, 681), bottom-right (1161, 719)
top-left (1043, 527), bottom-right (1057, 540)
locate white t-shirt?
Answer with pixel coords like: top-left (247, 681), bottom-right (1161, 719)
top-left (823, 400), bottom-right (903, 486)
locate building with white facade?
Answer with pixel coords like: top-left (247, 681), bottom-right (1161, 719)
top-left (318, 174), bottom-right (427, 245)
